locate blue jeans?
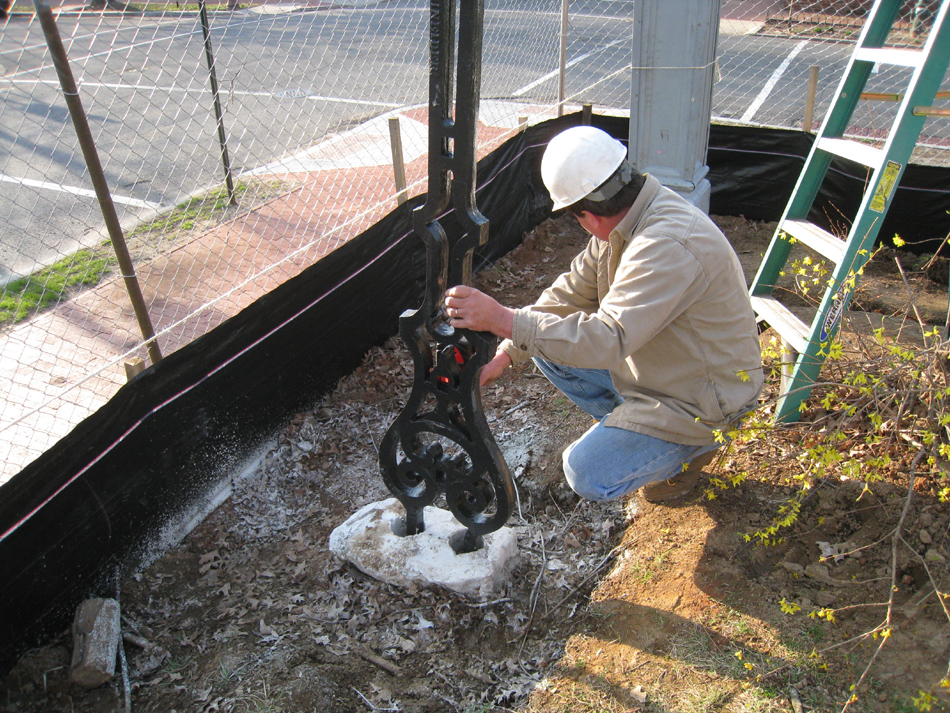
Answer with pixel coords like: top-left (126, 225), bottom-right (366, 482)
top-left (533, 358), bottom-right (718, 501)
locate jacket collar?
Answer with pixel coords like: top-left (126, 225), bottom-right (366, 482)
top-left (609, 174), bottom-right (661, 247)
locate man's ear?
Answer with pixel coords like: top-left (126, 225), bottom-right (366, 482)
top-left (576, 210), bottom-right (602, 229)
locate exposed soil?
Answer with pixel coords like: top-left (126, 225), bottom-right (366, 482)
top-left (3, 214), bottom-right (949, 713)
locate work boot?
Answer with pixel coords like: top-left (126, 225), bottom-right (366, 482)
top-left (641, 450), bottom-right (717, 503)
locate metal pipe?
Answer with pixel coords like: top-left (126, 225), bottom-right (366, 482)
top-left (32, 1), bottom-right (162, 365)
top-left (557, 0), bottom-right (568, 116)
top-left (913, 106), bottom-right (950, 117)
top-left (199, 0), bottom-right (237, 206)
top-left (861, 90), bottom-right (949, 102)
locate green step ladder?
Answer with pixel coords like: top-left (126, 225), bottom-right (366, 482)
top-left (749, 0), bottom-right (950, 423)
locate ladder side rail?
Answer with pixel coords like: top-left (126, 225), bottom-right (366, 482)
top-left (852, 0), bottom-right (907, 50)
top-left (839, 0), bottom-right (950, 274)
top-left (754, 0), bottom-right (950, 421)
top-left (749, 0), bottom-right (903, 299)
top-left (773, 212), bottom-right (885, 421)
top-left (774, 0), bottom-right (950, 421)
top-left (814, 0), bottom-right (904, 139)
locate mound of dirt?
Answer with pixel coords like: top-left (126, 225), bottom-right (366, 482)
top-left (2, 214), bottom-right (948, 713)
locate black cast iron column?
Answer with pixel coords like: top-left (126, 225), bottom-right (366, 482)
top-left (378, 0), bottom-right (514, 555)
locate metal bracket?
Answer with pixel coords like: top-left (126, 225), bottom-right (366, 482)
top-left (378, 0), bottom-right (514, 555)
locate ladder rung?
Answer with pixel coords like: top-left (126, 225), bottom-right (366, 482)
top-left (750, 296), bottom-right (810, 355)
top-left (854, 47), bottom-right (924, 68)
top-left (782, 220), bottom-right (846, 265)
top-left (817, 137), bottom-right (884, 168)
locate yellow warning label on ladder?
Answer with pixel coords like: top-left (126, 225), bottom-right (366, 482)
top-left (870, 160), bottom-right (901, 212)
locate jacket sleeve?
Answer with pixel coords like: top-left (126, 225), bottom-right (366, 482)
top-left (501, 237), bottom-right (601, 366)
top-left (510, 233), bottom-right (707, 368)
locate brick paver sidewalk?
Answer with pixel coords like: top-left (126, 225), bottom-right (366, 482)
top-left (0, 100), bottom-right (562, 483)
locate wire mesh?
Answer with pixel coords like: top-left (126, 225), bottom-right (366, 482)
top-left (0, 0), bottom-right (948, 483)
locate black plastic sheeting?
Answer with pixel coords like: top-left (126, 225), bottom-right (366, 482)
top-left (1, 113), bottom-right (948, 673)
top-left (704, 121), bottom-right (950, 252)
top-left (586, 114), bottom-right (950, 250)
top-left (0, 118), bottom-right (561, 672)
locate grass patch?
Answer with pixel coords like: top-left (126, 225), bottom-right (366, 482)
top-left (1, 181), bottom-right (263, 329)
top-left (128, 182), bottom-right (251, 240)
top-left (0, 249), bottom-right (112, 326)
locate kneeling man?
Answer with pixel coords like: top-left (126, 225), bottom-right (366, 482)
top-left (444, 126), bottom-right (763, 502)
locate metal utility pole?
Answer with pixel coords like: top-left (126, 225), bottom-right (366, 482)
top-left (629, 0), bottom-right (720, 211)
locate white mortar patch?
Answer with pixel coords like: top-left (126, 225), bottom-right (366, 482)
top-left (329, 498), bottom-right (519, 600)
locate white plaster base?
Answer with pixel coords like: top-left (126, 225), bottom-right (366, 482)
top-left (329, 498), bottom-right (519, 600)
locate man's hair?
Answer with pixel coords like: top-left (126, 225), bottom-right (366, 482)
top-left (568, 169), bottom-right (646, 218)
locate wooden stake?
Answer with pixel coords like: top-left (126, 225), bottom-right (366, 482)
top-left (389, 117), bottom-right (408, 206)
top-left (803, 65), bottom-right (819, 132)
top-left (124, 358), bottom-right (145, 381)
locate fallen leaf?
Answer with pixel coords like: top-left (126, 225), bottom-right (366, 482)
top-left (631, 684), bottom-right (647, 703)
top-left (414, 615), bottom-right (434, 630)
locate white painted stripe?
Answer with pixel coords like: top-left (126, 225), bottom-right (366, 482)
top-left (740, 40), bottom-right (809, 123)
top-left (0, 174), bottom-right (161, 209)
top-left (0, 78), bottom-right (400, 107)
top-left (513, 35), bottom-right (628, 97)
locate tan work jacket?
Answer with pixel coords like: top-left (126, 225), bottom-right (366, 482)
top-left (502, 175), bottom-right (764, 446)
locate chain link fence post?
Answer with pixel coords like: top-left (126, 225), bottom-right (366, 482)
top-left (199, 0), bottom-right (237, 206)
top-left (30, 0), bottom-right (163, 365)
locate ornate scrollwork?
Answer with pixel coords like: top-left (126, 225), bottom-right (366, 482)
top-left (378, 0), bottom-right (513, 554)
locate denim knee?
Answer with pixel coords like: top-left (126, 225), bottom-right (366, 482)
top-left (561, 444), bottom-right (612, 501)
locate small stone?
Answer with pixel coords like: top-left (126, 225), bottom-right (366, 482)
top-left (919, 511), bottom-right (933, 528)
top-left (920, 529), bottom-right (933, 545)
top-left (925, 549), bottom-right (947, 564)
top-left (70, 598), bottom-right (121, 688)
top-left (928, 631), bottom-right (950, 654)
top-left (328, 498), bottom-right (519, 599)
top-left (815, 591), bottom-right (837, 607)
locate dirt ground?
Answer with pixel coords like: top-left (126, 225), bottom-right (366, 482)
top-left (3, 214), bottom-right (950, 713)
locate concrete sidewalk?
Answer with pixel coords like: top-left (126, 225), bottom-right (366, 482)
top-left (0, 99), bottom-right (569, 484)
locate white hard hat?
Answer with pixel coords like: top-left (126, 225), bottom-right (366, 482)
top-left (541, 126), bottom-right (629, 210)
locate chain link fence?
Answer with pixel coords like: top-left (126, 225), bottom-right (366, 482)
top-left (1, 0), bottom-right (947, 483)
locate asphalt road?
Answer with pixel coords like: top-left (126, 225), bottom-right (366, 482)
top-left (0, 1), bottom-right (926, 283)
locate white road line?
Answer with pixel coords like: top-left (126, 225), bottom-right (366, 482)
top-left (0, 174), bottom-right (161, 209)
top-left (740, 40), bottom-right (809, 123)
top-left (0, 77), bottom-right (401, 106)
top-left (513, 35), bottom-right (628, 97)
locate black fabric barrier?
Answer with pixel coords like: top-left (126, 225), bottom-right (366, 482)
top-left (0, 123), bottom-right (556, 672)
top-left (1, 113), bottom-right (948, 672)
top-left (705, 122), bottom-right (950, 252)
top-left (590, 114), bottom-right (950, 250)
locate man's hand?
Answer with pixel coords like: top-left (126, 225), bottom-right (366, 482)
top-left (444, 285), bottom-right (514, 339)
top-left (479, 350), bottom-right (512, 387)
